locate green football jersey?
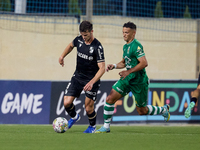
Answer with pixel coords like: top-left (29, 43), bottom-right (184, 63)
top-left (122, 39), bottom-right (149, 84)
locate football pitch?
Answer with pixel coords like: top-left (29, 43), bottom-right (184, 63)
top-left (0, 124), bottom-right (199, 150)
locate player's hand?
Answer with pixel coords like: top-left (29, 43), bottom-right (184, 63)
top-left (106, 64), bottom-right (115, 72)
top-left (59, 56), bottom-right (64, 67)
top-left (84, 82), bottom-right (93, 91)
top-left (119, 70), bottom-right (129, 80)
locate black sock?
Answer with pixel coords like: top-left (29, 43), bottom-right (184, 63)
top-left (191, 97), bottom-right (197, 104)
top-left (65, 103), bottom-right (76, 118)
top-left (87, 111), bottom-right (96, 126)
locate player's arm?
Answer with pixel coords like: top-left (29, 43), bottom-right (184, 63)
top-left (106, 58), bottom-right (126, 72)
top-left (119, 56), bottom-right (148, 79)
top-left (83, 61), bottom-right (105, 91)
top-left (59, 42), bottom-right (74, 67)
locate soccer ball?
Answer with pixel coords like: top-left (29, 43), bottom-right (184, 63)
top-left (52, 117), bottom-right (68, 133)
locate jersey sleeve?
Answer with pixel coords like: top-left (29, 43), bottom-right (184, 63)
top-left (135, 45), bottom-right (145, 59)
top-left (95, 43), bottom-right (105, 63)
top-left (72, 36), bottom-right (79, 47)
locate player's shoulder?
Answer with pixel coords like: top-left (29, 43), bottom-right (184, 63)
top-left (93, 38), bottom-right (101, 45)
top-left (133, 39), bottom-right (143, 47)
top-left (73, 35), bottom-right (84, 45)
top-left (75, 35), bottom-right (83, 41)
top-left (131, 39), bottom-right (143, 51)
top-left (92, 38), bottom-right (103, 49)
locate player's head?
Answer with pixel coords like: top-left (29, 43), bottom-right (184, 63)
top-left (79, 21), bottom-right (93, 42)
top-left (122, 22), bottom-right (136, 43)
top-left (123, 22), bottom-right (136, 30)
top-left (79, 21), bottom-right (93, 32)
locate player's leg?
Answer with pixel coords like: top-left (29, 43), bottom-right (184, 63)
top-left (185, 83), bottom-right (200, 118)
top-left (133, 83), bottom-right (170, 122)
top-left (63, 95), bottom-right (80, 128)
top-left (83, 81), bottom-right (100, 133)
top-left (83, 97), bottom-right (96, 133)
top-left (64, 77), bottom-right (82, 128)
top-left (95, 89), bottom-right (123, 133)
top-left (145, 105), bottom-right (170, 122)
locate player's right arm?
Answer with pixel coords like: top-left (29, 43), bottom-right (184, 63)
top-left (106, 58), bottom-right (126, 72)
top-left (59, 42), bottom-right (74, 67)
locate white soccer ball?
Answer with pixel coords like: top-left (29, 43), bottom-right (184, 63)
top-left (52, 117), bottom-right (68, 133)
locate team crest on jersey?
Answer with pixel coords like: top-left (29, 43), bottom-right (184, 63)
top-left (79, 43), bottom-right (82, 47)
top-left (89, 47), bottom-right (94, 53)
top-left (127, 46), bottom-right (130, 54)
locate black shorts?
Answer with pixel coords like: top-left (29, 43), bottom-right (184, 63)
top-left (64, 76), bottom-right (100, 101)
top-left (198, 73), bottom-right (200, 85)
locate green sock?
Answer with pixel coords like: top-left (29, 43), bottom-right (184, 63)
top-left (103, 102), bottom-right (115, 128)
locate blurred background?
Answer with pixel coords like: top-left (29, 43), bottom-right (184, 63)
top-left (0, 0), bottom-right (200, 80)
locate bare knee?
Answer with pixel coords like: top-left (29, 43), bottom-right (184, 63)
top-left (106, 95), bottom-right (115, 104)
top-left (191, 88), bottom-right (200, 98)
top-left (63, 96), bottom-right (74, 108)
top-left (137, 110), bottom-right (146, 115)
top-left (106, 94), bottom-right (119, 104)
top-left (136, 107), bottom-right (148, 115)
top-left (85, 99), bottom-right (94, 114)
top-left (85, 105), bottom-right (94, 114)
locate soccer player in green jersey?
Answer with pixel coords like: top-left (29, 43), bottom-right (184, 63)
top-left (184, 73), bottom-right (200, 118)
top-left (95, 22), bottom-right (170, 133)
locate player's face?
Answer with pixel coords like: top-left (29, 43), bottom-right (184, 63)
top-left (80, 30), bottom-right (93, 43)
top-left (123, 27), bottom-right (136, 43)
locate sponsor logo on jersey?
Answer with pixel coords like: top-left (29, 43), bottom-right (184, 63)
top-left (77, 52), bottom-right (88, 60)
top-left (98, 49), bottom-right (102, 59)
top-left (124, 56), bottom-right (131, 63)
top-left (124, 56), bottom-right (132, 69)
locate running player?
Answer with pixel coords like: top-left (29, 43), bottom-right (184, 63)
top-left (95, 22), bottom-right (170, 133)
top-left (185, 73), bottom-right (200, 118)
top-left (59, 21), bottom-right (105, 133)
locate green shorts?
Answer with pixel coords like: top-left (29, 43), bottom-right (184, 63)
top-left (112, 78), bottom-right (148, 107)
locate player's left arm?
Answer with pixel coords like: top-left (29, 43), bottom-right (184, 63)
top-left (83, 61), bottom-right (105, 91)
top-left (119, 56), bottom-right (148, 79)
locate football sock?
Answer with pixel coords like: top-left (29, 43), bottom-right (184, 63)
top-left (87, 111), bottom-right (97, 126)
top-left (72, 114), bottom-right (79, 120)
top-left (191, 97), bottom-right (197, 104)
top-left (146, 105), bottom-right (165, 115)
top-left (103, 102), bottom-right (115, 128)
top-left (65, 103), bottom-right (76, 118)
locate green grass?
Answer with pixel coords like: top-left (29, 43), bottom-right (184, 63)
top-left (0, 125), bottom-right (200, 150)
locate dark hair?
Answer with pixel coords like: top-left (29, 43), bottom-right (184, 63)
top-left (79, 21), bottom-right (93, 32)
top-left (123, 22), bottom-right (136, 30)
